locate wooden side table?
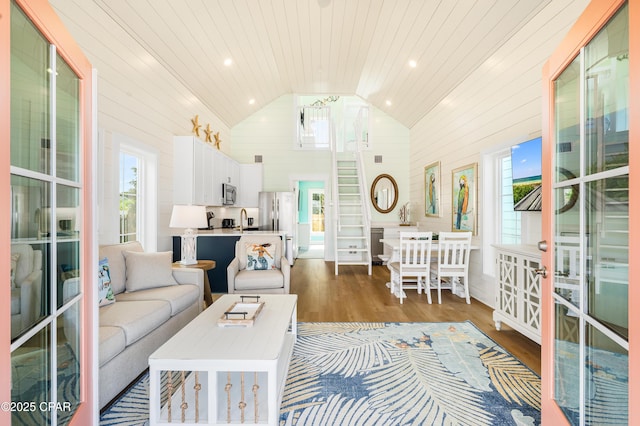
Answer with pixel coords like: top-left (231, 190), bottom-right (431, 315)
top-left (173, 260), bottom-right (216, 306)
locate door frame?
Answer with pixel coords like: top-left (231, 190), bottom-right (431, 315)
top-left (290, 174), bottom-right (331, 259)
top-left (1, 0), bottom-right (96, 424)
top-left (541, 0), bottom-right (638, 424)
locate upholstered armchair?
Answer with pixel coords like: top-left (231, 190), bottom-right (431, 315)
top-left (10, 244), bottom-right (43, 339)
top-left (227, 235), bottom-right (290, 294)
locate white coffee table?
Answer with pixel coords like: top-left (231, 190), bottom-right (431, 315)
top-left (149, 294), bottom-right (297, 425)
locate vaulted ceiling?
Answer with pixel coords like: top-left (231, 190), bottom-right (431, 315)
top-left (53, 0), bottom-right (552, 129)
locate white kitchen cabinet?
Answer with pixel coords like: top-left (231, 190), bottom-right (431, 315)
top-left (492, 244), bottom-right (542, 344)
top-left (174, 136), bottom-right (241, 206)
top-left (238, 163), bottom-right (263, 207)
top-left (173, 136), bottom-right (202, 205)
top-left (211, 148), bottom-right (225, 205)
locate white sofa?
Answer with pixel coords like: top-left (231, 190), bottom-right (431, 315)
top-left (95, 241), bottom-right (203, 408)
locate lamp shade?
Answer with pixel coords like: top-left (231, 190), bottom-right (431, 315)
top-left (169, 205), bottom-right (207, 229)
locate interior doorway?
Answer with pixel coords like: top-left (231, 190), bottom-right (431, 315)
top-left (297, 181), bottom-right (325, 259)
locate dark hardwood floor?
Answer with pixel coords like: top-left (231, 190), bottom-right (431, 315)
top-left (289, 258), bottom-right (541, 375)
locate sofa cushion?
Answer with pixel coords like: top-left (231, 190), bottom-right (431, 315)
top-left (100, 300), bottom-right (171, 346)
top-left (234, 269), bottom-right (285, 290)
top-left (116, 284), bottom-right (199, 316)
top-left (99, 326), bottom-right (126, 367)
top-left (99, 241), bottom-right (144, 295)
top-left (122, 251), bottom-right (178, 292)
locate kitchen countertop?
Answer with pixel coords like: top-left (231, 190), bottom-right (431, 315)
top-left (188, 228), bottom-right (287, 236)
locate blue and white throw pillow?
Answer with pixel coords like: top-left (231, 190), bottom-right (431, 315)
top-left (98, 257), bottom-right (115, 306)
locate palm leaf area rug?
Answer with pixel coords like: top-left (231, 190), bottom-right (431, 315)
top-left (100, 321), bottom-right (540, 425)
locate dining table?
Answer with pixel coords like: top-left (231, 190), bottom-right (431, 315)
top-left (379, 238), bottom-right (479, 301)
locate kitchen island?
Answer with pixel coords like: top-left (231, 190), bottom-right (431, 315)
top-left (172, 229), bottom-right (287, 294)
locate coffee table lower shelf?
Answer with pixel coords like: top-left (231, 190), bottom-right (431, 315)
top-left (148, 294), bottom-right (297, 426)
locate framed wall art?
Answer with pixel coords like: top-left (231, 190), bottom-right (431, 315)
top-left (451, 163), bottom-right (478, 234)
top-left (424, 161), bottom-right (441, 217)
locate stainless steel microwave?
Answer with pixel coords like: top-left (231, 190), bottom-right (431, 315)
top-left (222, 183), bottom-right (236, 205)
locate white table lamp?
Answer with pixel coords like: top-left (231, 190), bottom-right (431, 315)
top-left (169, 205), bottom-right (207, 265)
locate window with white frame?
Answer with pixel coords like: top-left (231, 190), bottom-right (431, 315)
top-left (114, 134), bottom-right (158, 251)
top-left (119, 151), bottom-right (140, 243)
top-left (500, 153), bottom-right (521, 244)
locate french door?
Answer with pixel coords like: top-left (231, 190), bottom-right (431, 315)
top-left (2, 0), bottom-right (95, 424)
top-left (541, 0), bottom-right (638, 424)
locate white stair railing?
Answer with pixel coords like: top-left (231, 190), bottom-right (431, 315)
top-left (354, 107), bottom-right (372, 275)
top-left (330, 117), bottom-right (340, 273)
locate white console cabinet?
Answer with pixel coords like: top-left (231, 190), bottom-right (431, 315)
top-left (492, 244), bottom-right (542, 344)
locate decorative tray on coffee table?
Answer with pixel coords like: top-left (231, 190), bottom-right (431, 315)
top-left (218, 295), bottom-right (264, 327)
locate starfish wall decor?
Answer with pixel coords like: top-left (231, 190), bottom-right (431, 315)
top-left (191, 115), bottom-right (202, 137)
top-left (190, 115), bottom-right (221, 148)
top-left (204, 123), bottom-right (213, 143)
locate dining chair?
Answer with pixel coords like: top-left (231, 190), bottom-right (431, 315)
top-left (431, 231), bottom-right (472, 304)
top-left (388, 232), bottom-right (433, 304)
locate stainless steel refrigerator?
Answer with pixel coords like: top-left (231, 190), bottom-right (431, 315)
top-left (259, 191), bottom-right (297, 265)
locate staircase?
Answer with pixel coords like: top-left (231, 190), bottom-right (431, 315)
top-left (332, 133), bottom-right (372, 275)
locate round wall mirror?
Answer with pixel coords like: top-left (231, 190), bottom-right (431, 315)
top-left (371, 174), bottom-right (398, 214)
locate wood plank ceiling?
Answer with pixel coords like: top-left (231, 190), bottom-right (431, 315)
top-left (53, 0), bottom-right (551, 129)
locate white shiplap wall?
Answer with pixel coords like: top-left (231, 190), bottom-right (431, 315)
top-left (231, 94), bottom-right (411, 258)
top-left (409, 0), bottom-right (589, 306)
top-left (51, 0), bottom-right (230, 251)
top-left (231, 94), bottom-right (410, 211)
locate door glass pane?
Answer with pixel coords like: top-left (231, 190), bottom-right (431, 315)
top-left (11, 324), bottom-right (52, 425)
top-left (57, 310), bottom-right (81, 423)
top-left (586, 177), bottom-right (628, 338)
top-left (554, 56), bottom-right (581, 181)
top-left (10, 2), bottom-right (51, 174)
top-left (554, 186), bottom-right (582, 308)
top-left (57, 181), bottom-right (81, 309)
top-left (311, 192), bottom-right (324, 232)
top-left (11, 175), bottom-right (51, 341)
top-left (584, 323), bottom-right (628, 424)
top-left (584, 6), bottom-right (629, 176)
top-left (11, 174), bottom-right (49, 240)
top-left (554, 300), bottom-right (580, 422)
top-left (56, 54), bottom-right (80, 182)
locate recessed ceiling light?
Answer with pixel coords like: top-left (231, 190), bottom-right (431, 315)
top-left (386, 100), bottom-right (392, 106)
top-left (224, 58), bottom-right (233, 66)
top-left (409, 60), bottom-right (417, 68)
top-left (249, 99), bottom-right (255, 105)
